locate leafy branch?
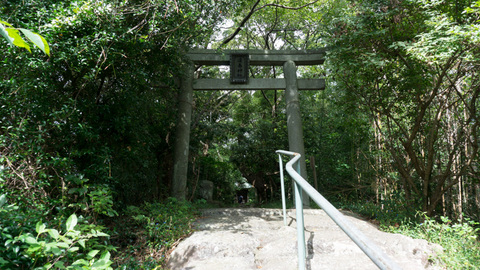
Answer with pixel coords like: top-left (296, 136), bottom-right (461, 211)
top-left (254, 0), bottom-right (320, 12)
top-left (0, 19), bottom-right (50, 56)
top-left (221, 0), bottom-right (320, 46)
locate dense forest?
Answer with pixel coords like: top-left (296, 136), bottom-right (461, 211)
top-left (1, 0), bottom-right (480, 268)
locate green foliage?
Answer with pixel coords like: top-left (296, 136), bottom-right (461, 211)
top-left (65, 175), bottom-right (118, 220)
top-left (0, 19), bottom-right (50, 55)
top-left (128, 198), bottom-right (196, 250)
top-left (259, 200), bottom-right (294, 209)
top-left (390, 213), bottom-right (480, 269)
top-left (1, 0), bottom-right (244, 209)
top-left (0, 194), bottom-right (114, 269)
top-left (111, 198), bottom-right (198, 268)
top-left (325, 0), bottom-right (480, 216)
top-left (191, 155), bottom-right (239, 203)
top-left (226, 90), bottom-right (288, 203)
top-left (337, 194), bottom-right (419, 228)
top-left (88, 185), bottom-right (118, 219)
top-left (2, 0), bottom-right (479, 268)
top-left (343, 201), bottom-right (480, 268)
top-left (302, 88), bottom-right (375, 202)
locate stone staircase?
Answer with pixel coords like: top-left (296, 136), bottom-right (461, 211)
top-left (166, 208), bottom-right (441, 270)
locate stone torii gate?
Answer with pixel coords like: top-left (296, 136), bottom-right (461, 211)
top-left (172, 49), bottom-right (325, 205)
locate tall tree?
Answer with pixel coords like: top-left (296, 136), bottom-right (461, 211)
top-left (326, 0), bottom-right (480, 216)
top-left (0, 0), bottom-right (242, 205)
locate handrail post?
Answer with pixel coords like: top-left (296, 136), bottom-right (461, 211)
top-left (276, 150), bottom-right (403, 270)
top-left (278, 154), bottom-right (288, 226)
top-left (294, 158), bottom-right (306, 269)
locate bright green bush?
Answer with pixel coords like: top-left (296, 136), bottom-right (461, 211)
top-left (65, 175), bottom-right (118, 221)
top-left (341, 201), bottom-right (480, 268)
top-left (0, 194), bottom-right (115, 269)
top-left (0, 194), bottom-right (37, 267)
top-left (389, 213), bottom-right (480, 269)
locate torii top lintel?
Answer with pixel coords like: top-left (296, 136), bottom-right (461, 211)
top-left (186, 49), bottom-right (326, 66)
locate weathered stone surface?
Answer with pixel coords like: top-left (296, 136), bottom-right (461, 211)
top-left (192, 78), bottom-right (325, 90)
top-left (198, 180), bottom-right (213, 201)
top-left (186, 49), bottom-right (326, 66)
top-left (166, 208), bottom-right (442, 270)
top-left (168, 230), bottom-right (258, 269)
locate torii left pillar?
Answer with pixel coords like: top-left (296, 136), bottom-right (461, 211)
top-left (171, 63), bottom-right (194, 200)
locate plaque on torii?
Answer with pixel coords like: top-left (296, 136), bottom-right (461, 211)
top-left (230, 53), bottom-right (249, 84)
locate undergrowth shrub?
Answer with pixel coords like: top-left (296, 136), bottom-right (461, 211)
top-left (0, 194), bottom-right (115, 269)
top-left (336, 198), bottom-right (417, 227)
top-left (389, 214), bottom-right (480, 269)
top-left (338, 200), bottom-right (480, 268)
top-left (112, 198), bottom-right (198, 269)
top-left (64, 175), bottom-right (118, 221)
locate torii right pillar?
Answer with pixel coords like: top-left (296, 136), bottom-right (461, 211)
top-left (284, 60), bottom-right (309, 207)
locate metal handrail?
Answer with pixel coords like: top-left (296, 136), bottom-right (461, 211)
top-left (276, 150), bottom-right (402, 270)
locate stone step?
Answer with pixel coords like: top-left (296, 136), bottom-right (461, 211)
top-left (167, 208), bottom-right (441, 270)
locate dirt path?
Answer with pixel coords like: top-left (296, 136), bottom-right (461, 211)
top-left (167, 208), bottom-right (441, 270)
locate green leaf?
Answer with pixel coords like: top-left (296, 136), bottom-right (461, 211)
top-left (50, 246), bottom-right (62, 256)
top-left (68, 246), bottom-right (79, 253)
top-left (26, 244), bottom-right (42, 253)
top-left (87, 249), bottom-right (100, 259)
top-left (0, 20), bottom-right (13, 27)
top-left (5, 28), bottom-right (30, 52)
top-left (72, 259), bottom-right (89, 266)
top-left (78, 239), bottom-right (86, 248)
top-left (57, 242), bottom-right (69, 248)
top-left (47, 229), bottom-right (60, 239)
top-left (23, 235), bottom-right (37, 244)
top-left (66, 214), bottom-right (78, 231)
top-left (65, 231), bottom-right (79, 239)
top-left (36, 221), bottom-right (47, 234)
top-left (94, 231), bottom-right (109, 237)
top-left (19, 28), bottom-right (50, 56)
top-left (54, 261), bottom-right (65, 269)
top-left (91, 259), bottom-right (107, 268)
top-left (0, 194), bottom-right (6, 207)
top-left (0, 257), bottom-right (10, 265)
top-left (99, 251), bottom-right (111, 261)
top-left (0, 23), bottom-right (14, 46)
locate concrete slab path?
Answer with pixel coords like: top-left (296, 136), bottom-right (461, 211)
top-left (167, 208), bottom-right (441, 270)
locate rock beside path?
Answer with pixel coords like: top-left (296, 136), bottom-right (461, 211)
top-left (167, 208), bottom-right (441, 270)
